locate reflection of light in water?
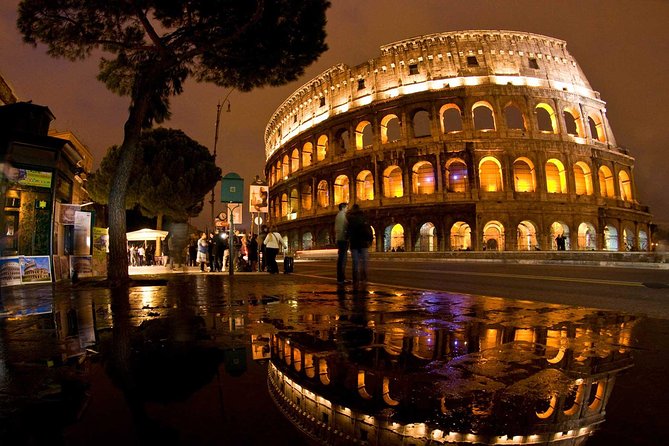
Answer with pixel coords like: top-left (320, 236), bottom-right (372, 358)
top-left (138, 287), bottom-right (162, 309)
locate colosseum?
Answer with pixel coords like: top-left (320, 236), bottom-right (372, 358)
top-left (264, 30), bottom-right (652, 253)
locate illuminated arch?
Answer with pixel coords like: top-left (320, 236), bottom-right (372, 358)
top-left (302, 232), bottom-right (313, 250)
top-left (412, 161), bottom-right (435, 195)
top-left (290, 148), bottom-right (299, 172)
top-left (550, 221), bottom-right (571, 250)
top-left (450, 221), bottom-right (471, 250)
top-left (333, 174), bottom-right (350, 205)
top-left (623, 226), bottom-right (635, 251)
top-left (598, 166), bottom-right (615, 198)
top-left (546, 158), bottom-right (567, 193)
top-left (472, 100), bottom-right (495, 131)
top-left (639, 230), bottom-right (649, 251)
top-left (618, 170), bottom-right (632, 201)
top-left (415, 222), bottom-right (436, 252)
top-left (316, 134), bottom-right (328, 161)
top-left (304, 353), bottom-right (315, 378)
top-left (563, 382), bottom-right (584, 416)
top-left (546, 328), bottom-right (568, 364)
top-left (587, 380), bottom-right (606, 411)
top-left (282, 154), bottom-right (289, 178)
top-left (293, 347), bottom-right (302, 371)
top-left (445, 158), bottom-right (468, 192)
top-left (382, 377), bottom-right (400, 406)
top-left (384, 223), bottom-right (404, 251)
top-left (440, 103), bottom-right (463, 133)
top-left (479, 156), bottom-right (503, 192)
top-left (573, 161), bottom-right (593, 195)
top-left (413, 110), bottom-right (431, 137)
top-left (517, 220), bottom-right (538, 250)
top-left (280, 193), bottom-right (288, 217)
top-left (381, 114), bottom-right (400, 143)
top-left (588, 113), bottom-right (607, 142)
top-left (319, 358), bottom-right (330, 385)
top-left (317, 180), bottom-right (329, 208)
top-left (535, 103), bottom-right (557, 133)
top-left (504, 103), bottom-right (525, 130)
top-left (563, 106), bottom-right (584, 137)
top-left (536, 394), bottom-right (557, 419)
top-left (283, 341), bottom-right (291, 365)
top-left (275, 159), bottom-right (282, 182)
top-left (301, 184), bottom-right (312, 211)
top-left (577, 222), bottom-right (597, 250)
top-left (270, 165), bottom-right (276, 186)
top-left (289, 189), bottom-right (298, 216)
top-left (302, 142), bottom-right (313, 167)
top-left (355, 120), bottom-right (373, 150)
top-left (513, 157), bottom-right (536, 192)
top-left (483, 220), bottom-right (505, 251)
top-left (335, 128), bottom-right (349, 154)
top-left (383, 165), bottom-right (404, 197)
top-left (604, 224), bottom-right (619, 251)
top-left (356, 170), bottom-right (374, 201)
top-left (357, 370), bottom-right (373, 400)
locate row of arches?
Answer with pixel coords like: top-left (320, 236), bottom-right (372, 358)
top-left (270, 158), bottom-right (633, 218)
top-left (269, 100), bottom-right (609, 185)
top-left (289, 221), bottom-right (649, 252)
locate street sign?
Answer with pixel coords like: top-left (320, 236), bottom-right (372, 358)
top-left (221, 172), bottom-right (244, 203)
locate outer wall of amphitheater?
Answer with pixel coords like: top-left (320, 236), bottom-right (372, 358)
top-left (263, 30), bottom-right (652, 253)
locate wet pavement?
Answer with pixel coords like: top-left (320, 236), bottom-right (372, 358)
top-left (1, 272), bottom-right (667, 445)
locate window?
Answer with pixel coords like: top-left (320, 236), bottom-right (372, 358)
top-left (412, 161), bottom-right (435, 195)
top-left (513, 158), bottom-right (535, 192)
top-left (467, 56), bottom-right (479, 66)
top-left (441, 104), bottom-right (463, 133)
top-left (598, 166), bottom-right (615, 198)
top-left (408, 63), bottom-right (419, 75)
top-left (504, 104), bottom-right (525, 130)
top-left (479, 157), bottom-right (503, 192)
top-left (472, 101), bottom-right (495, 131)
top-left (334, 175), bottom-right (350, 205)
top-left (412, 110), bottom-right (431, 137)
top-left (356, 170), bottom-right (374, 201)
top-left (381, 114), bottom-right (401, 144)
top-left (445, 160), bottom-right (468, 192)
top-left (545, 159), bottom-right (567, 193)
top-left (317, 180), bottom-right (329, 208)
top-left (355, 121), bottom-right (373, 150)
top-left (302, 142), bottom-right (313, 168)
top-left (357, 79), bottom-right (365, 90)
top-left (529, 58), bottom-right (539, 69)
top-left (319, 96), bottom-right (325, 107)
top-left (536, 103), bottom-right (557, 133)
top-left (383, 166), bottom-right (403, 198)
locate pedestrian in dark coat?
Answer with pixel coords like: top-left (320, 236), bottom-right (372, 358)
top-left (346, 204), bottom-right (373, 288)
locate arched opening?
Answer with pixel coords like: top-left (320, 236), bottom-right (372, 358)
top-left (550, 221), bottom-right (571, 250)
top-left (415, 222), bottom-right (436, 252)
top-left (623, 227), bottom-right (635, 251)
top-left (604, 225), bottom-right (619, 251)
top-left (357, 370), bottom-right (373, 400)
top-left (272, 199), bottom-right (279, 219)
top-left (302, 142), bottom-right (313, 168)
top-left (317, 180), bottom-right (329, 208)
top-left (304, 353), bottom-right (315, 378)
top-left (280, 193), bottom-right (288, 217)
top-left (440, 104), bottom-right (463, 133)
top-left (588, 114), bottom-right (607, 142)
top-left (574, 161), bottom-right (593, 195)
top-left (335, 128), bottom-right (349, 154)
top-left (319, 358), bottom-right (330, 385)
top-left (513, 157), bottom-right (536, 192)
top-left (275, 159), bottom-right (282, 182)
top-left (302, 232), bottom-right (313, 250)
top-left (618, 170), bottom-right (633, 201)
top-left (483, 221), bottom-right (505, 251)
top-left (383, 165), bottom-right (404, 198)
top-left (450, 221), bottom-right (471, 250)
top-left (289, 189), bottom-right (298, 217)
top-left (316, 134), bottom-right (328, 161)
top-left (355, 121), bottom-right (373, 150)
top-left (291, 148), bottom-right (299, 172)
top-left (445, 159), bottom-right (468, 192)
top-left (517, 220), bottom-right (538, 250)
top-left (563, 107), bottom-right (584, 137)
top-left (356, 170), bottom-right (374, 201)
top-left (384, 223), bottom-right (404, 252)
top-left (333, 175), bottom-right (350, 205)
top-left (546, 158), bottom-right (567, 193)
top-left (577, 222), bottom-right (597, 250)
top-left (413, 110), bottom-right (431, 137)
top-left (301, 184), bottom-right (312, 211)
top-left (382, 377), bottom-right (400, 406)
top-left (282, 154), bottom-right (290, 178)
top-left (472, 101), bottom-right (495, 131)
top-left (381, 114), bottom-right (401, 143)
top-left (479, 156), bottom-right (503, 192)
top-left (270, 166), bottom-right (276, 186)
top-left (598, 166), bottom-right (615, 198)
top-left (504, 103), bottom-right (525, 130)
top-left (412, 161), bottom-right (435, 195)
top-left (535, 103), bottom-right (557, 133)
top-left (293, 348), bottom-right (302, 371)
top-left (639, 230), bottom-right (649, 251)
top-left (316, 228), bottom-right (330, 247)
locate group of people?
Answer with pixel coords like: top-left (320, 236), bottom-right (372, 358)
top-left (193, 231), bottom-right (260, 272)
top-left (335, 202), bottom-right (374, 288)
top-left (128, 243), bottom-right (156, 266)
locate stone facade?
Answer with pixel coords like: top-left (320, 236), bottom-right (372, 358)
top-left (264, 30), bottom-right (652, 252)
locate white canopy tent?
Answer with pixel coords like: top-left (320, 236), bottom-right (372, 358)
top-left (126, 228), bottom-right (168, 241)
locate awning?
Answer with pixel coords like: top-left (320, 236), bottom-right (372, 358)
top-left (126, 228), bottom-right (169, 241)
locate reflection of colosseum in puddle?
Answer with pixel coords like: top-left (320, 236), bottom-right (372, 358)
top-left (265, 30), bottom-right (651, 252)
top-left (268, 303), bottom-right (635, 445)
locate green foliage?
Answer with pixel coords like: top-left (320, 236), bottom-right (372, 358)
top-left (88, 128), bottom-right (221, 221)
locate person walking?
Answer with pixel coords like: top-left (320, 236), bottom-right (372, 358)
top-left (258, 225), bottom-right (269, 272)
top-left (197, 233), bottom-right (209, 272)
top-left (335, 202), bottom-right (349, 285)
top-left (248, 233), bottom-right (259, 272)
top-left (346, 204), bottom-right (373, 289)
top-left (263, 226), bottom-right (286, 274)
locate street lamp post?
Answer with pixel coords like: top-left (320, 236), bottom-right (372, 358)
top-left (210, 90), bottom-right (233, 225)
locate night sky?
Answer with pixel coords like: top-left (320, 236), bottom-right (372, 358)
top-left (1, 0), bottom-right (668, 230)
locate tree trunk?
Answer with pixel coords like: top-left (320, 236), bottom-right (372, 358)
top-left (107, 83), bottom-right (153, 286)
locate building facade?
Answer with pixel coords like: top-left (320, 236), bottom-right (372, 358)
top-left (263, 30), bottom-right (652, 253)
